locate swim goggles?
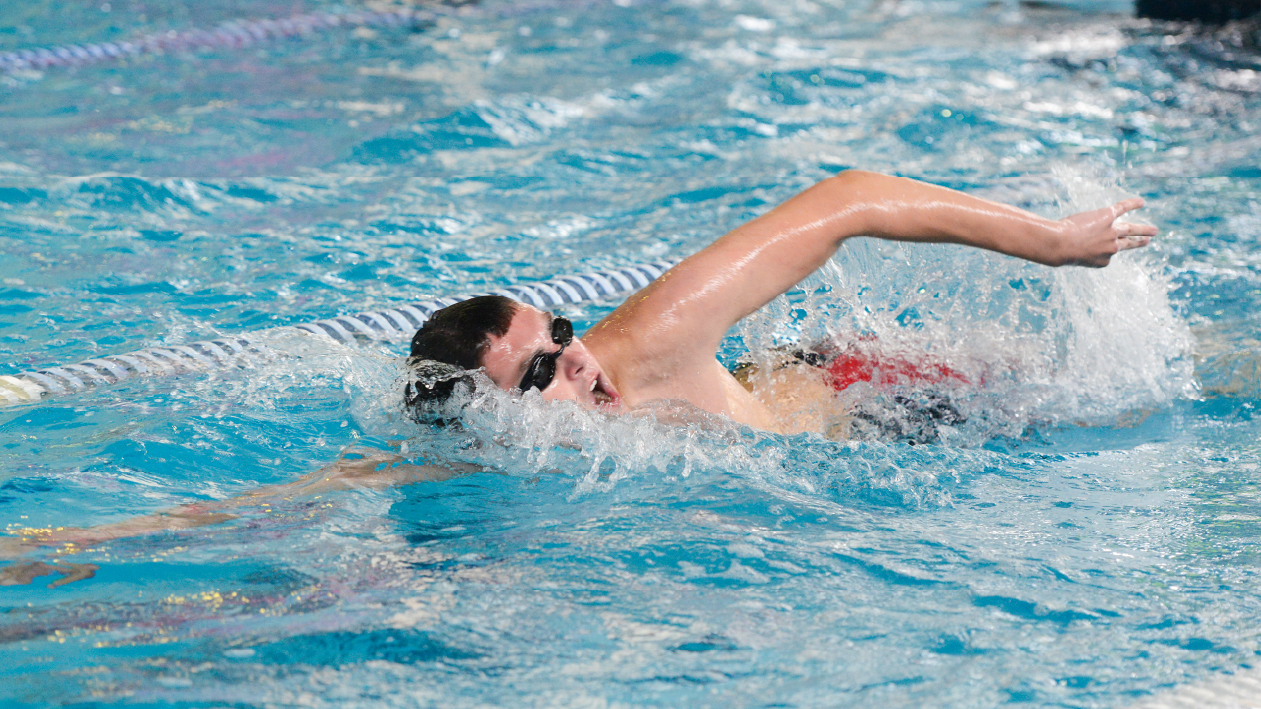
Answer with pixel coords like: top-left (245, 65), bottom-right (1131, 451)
top-left (518, 316), bottom-right (573, 392)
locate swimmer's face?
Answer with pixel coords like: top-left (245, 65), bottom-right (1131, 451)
top-left (480, 305), bottom-right (623, 411)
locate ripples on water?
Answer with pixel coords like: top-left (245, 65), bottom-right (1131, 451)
top-left (2, 0), bottom-right (1261, 706)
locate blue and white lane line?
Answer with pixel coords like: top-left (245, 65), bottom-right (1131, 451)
top-left (0, 260), bottom-right (676, 405)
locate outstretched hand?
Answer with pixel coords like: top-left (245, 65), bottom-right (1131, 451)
top-left (0, 561), bottom-right (99, 588)
top-left (1058, 197), bottom-right (1156, 267)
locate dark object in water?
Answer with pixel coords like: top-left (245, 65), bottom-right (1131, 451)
top-left (1136, 0), bottom-right (1261, 22)
top-left (851, 394), bottom-right (967, 445)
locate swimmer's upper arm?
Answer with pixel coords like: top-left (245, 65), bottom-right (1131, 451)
top-left (588, 171), bottom-right (884, 359)
top-left (592, 170), bottom-right (1152, 366)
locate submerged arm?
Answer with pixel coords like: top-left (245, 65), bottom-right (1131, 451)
top-left (1, 448), bottom-right (481, 584)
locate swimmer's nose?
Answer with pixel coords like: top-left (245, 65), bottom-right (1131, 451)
top-left (557, 347), bottom-right (586, 381)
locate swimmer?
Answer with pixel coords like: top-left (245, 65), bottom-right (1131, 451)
top-left (0, 170), bottom-right (1154, 585)
top-left (406, 169), bottom-right (1155, 435)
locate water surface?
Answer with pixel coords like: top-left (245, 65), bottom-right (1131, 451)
top-left (2, 0), bottom-right (1261, 706)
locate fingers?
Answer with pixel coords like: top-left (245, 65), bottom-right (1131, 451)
top-left (1112, 197), bottom-right (1156, 254)
top-left (47, 563), bottom-right (98, 589)
top-left (1117, 221), bottom-right (1158, 237)
top-left (1114, 218), bottom-right (1153, 253)
top-left (1057, 198), bottom-right (1154, 267)
top-left (1115, 221), bottom-right (1157, 254)
top-left (1110, 197), bottom-right (1146, 218)
top-left (1117, 234), bottom-right (1151, 251)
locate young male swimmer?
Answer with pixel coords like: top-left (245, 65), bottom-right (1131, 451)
top-left (405, 169), bottom-right (1154, 434)
top-left (0, 169), bottom-right (1154, 585)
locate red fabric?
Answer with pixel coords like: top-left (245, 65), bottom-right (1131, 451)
top-left (823, 350), bottom-right (971, 392)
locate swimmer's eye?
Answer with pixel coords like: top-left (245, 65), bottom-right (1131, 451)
top-left (517, 316), bottom-right (573, 392)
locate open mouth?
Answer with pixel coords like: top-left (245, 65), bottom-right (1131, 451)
top-left (589, 374), bottom-right (620, 408)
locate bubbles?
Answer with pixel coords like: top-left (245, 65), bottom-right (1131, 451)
top-left (734, 167), bottom-right (1195, 445)
top-left (378, 354), bottom-right (1000, 511)
top-left (422, 380), bottom-right (764, 491)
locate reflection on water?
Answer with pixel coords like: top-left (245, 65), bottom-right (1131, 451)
top-left (2, 0), bottom-right (1261, 707)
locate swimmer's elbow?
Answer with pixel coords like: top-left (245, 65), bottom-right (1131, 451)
top-left (825, 169), bottom-right (882, 199)
top-left (831, 168), bottom-right (881, 182)
top-left (815, 170), bottom-right (885, 236)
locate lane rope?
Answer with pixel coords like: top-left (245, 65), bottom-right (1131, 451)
top-left (0, 6), bottom-right (445, 74)
top-left (0, 260), bottom-right (676, 405)
top-left (0, 0), bottom-right (647, 74)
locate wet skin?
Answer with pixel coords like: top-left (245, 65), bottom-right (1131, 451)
top-left (480, 307), bottom-right (624, 411)
top-left (0, 447), bottom-right (479, 586)
top-left (481, 304), bottom-right (784, 429)
top-left (0, 170), bottom-right (1158, 581)
top-left (474, 170), bottom-right (1156, 431)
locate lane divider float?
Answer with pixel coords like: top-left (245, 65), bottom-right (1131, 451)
top-left (0, 260), bottom-right (675, 406)
top-left (0, 7), bottom-right (444, 75)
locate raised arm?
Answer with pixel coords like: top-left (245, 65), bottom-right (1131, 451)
top-left (589, 170), bottom-right (1153, 369)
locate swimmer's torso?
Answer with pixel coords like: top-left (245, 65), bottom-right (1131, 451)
top-left (730, 359), bottom-right (844, 436)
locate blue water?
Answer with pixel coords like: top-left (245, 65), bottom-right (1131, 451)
top-left (2, 0), bottom-right (1261, 706)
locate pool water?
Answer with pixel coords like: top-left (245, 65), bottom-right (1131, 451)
top-left (3, 0), bottom-right (1261, 706)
